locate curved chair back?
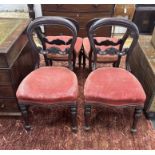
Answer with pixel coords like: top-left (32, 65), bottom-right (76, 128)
top-left (86, 18), bottom-right (100, 36)
top-left (87, 17), bottom-right (139, 70)
top-left (65, 17), bottom-right (79, 33)
top-left (27, 16), bottom-right (78, 70)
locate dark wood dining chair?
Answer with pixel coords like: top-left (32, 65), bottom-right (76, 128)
top-left (35, 17), bottom-right (83, 69)
top-left (16, 16), bottom-right (79, 132)
top-left (84, 17), bottom-right (146, 133)
top-left (83, 18), bottom-right (130, 70)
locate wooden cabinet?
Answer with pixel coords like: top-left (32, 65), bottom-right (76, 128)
top-left (42, 4), bottom-right (114, 13)
top-left (133, 5), bottom-right (155, 34)
top-left (114, 4), bottom-right (135, 20)
top-left (41, 4), bottom-right (115, 37)
top-left (0, 18), bottom-right (36, 116)
top-left (129, 33), bottom-right (155, 118)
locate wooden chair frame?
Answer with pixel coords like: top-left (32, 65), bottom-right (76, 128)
top-left (84, 17), bottom-right (143, 133)
top-left (18, 16), bottom-right (78, 132)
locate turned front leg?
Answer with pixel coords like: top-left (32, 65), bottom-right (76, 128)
top-left (70, 105), bottom-right (78, 132)
top-left (84, 104), bottom-right (92, 131)
top-left (131, 107), bottom-right (143, 133)
top-left (18, 103), bottom-right (31, 131)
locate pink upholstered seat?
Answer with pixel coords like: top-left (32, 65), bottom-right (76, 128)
top-left (16, 67), bottom-right (78, 105)
top-left (84, 67), bottom-right (146, 106)
top-left (46, 36), bottom-right (83, 56)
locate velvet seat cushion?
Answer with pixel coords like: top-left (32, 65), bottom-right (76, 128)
top-left (83, 37), bottom-right (121, 62)
top-left (16, 67), bottom-right (78, 105)
top-left (84, 67), bottom-right (146, 106)
top-left (45, 36), bottom-right (83, 56)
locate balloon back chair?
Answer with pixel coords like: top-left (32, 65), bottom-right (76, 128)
top-left (16, 16), bottom-right (79, 132)
top-left (83, 18), bottom-right (131, 70)
top-left (84, 17), bottom-right (146, 133)
top-left (35, 17), bottom-right (83, 69)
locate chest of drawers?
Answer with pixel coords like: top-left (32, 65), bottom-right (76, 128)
top-left (129, 32), bottom-right (155, 118)
top-left (133, 5), bottom-right (155, 34)
top-left (0, 18), bottom-right (36, 116)
top-left (41, 4), bottom-right (115, 37)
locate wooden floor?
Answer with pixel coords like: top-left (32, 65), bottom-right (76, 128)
top-left (0, 57), bottom-right (155, 150)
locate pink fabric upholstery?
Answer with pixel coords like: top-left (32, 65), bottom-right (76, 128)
top-left (84, 67), bottom-right (146, 106)
top-left (83, 37), bottom-right (120, 55)
top-left (83, 37), bottom-right (120, 62)
top-left (46, 36), bottom-right (83, 56)
top-left (16, 67), bottom-right (78, 104)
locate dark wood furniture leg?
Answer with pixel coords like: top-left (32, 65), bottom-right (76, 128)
top-left (18, 103), bottom-right (31, 131)
top-left (73, 51), bottom-right (76, 70)
top-left (113, 61), bottom-right (117, 67)
top-left (48, 59), bottom-right (53, 66)
top-left (70, 105), bottom-right (78, 132)
top-left (79, 51), bottom-right (82, 68)
top-left (131, 107), bottom-right (143, 133)
top-left (84, 104), bottom-right (91, 131)
top-left (115, 56), bottom-right (121, 67)
top-left (27, 4), bottom-right (35, 20)
top-left (83, 53), bottom-right (86, 69)
top-left (43, 55), bottom-right (50, 66)
top-left (88, 54), bottom-right (92, 71)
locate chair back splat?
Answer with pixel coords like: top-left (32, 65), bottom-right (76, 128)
top-left (87, 17), bottom-right (139, 70)
top-left (27, 16), bottom-right (78, 70)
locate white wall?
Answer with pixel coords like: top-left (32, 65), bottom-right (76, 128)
top-left (34, 4), bottom-right (42, 17)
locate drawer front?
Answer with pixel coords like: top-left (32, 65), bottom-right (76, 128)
top-left (10, 42), bottom-right (36, 88)
top-left (42, 4), bottom-right (114, 13)
top-left (0, 98), bottom-right (20, 114)
top-left (44, 26), bottom-right (111, 37)
top-left (43, 12), bottom-right (112, 37)
top-left (0, 85), bottom-right (15, 98)
top-left (0, 55), bottom-right (8, 68)
top-left (7, 33), bottom-right (27, 68)
top-left (0, 69), bottom-right (11, 85)
top-left (43, 11), bottom-right (112, 27)
top-left (0, 42), bottom-right (35, 85)
top-left (0, 34), bottom-right (27, 68)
